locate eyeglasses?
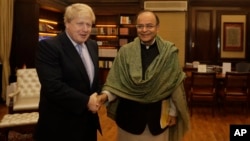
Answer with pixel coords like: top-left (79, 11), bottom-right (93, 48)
top-left (135, 24), bottom-right (157, 30)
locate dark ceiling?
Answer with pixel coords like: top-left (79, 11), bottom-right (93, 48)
top-left (39, 0), bottom-right (142, 13)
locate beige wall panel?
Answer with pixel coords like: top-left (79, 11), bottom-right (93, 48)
top-left (156, 12), bottom-right (186, 67)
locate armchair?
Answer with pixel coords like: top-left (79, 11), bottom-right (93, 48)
top-left (7, 68), bottom-right (41, 114)
top-left (235, 62), bottom-right (250, 72)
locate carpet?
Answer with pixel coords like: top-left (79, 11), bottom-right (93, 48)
top-left (0, 131), bottom-right (34, 141)
top-left (8, 131), bottom-right (33, 141)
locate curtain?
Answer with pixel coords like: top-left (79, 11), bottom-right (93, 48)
top-left (0, 0), bottom-right (14, 100)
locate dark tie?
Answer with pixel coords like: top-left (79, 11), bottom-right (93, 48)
top-left (76, 44), bottom-right (94, 85)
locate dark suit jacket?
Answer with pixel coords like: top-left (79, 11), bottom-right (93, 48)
top-left (116, 98), bottom-right (168, 135)
top-left (34, 32), bottom-right (101, 141)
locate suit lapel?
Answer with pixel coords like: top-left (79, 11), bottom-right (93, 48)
top-left (59, 33), bottom-right (91, 86)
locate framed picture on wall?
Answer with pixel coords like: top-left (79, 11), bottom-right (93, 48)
top-left (223, 22), bottom-right (244, 51)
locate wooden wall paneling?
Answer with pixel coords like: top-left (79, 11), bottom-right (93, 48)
top-left (247, 12), bottom-right (250, 62)
top-left (38, 0), bottom-right (68, 13)
top-left (189, 8), bottom-right (217, 64)
top-left (189, 0), bottom-right (250, 7)
top-left (63, 0), bottom-right (139, 3)
top-left (10, 0), bottom-right (39, 72)
top-left (9, 0), bottom-right (40, 82)
top-left (195, 10), bottom-right (213, 62)
top-left (187, 1), bottom-right (250, 65)
top-left (39, 8), bottom-right (63, 23)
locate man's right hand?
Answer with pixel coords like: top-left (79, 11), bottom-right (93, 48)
top-left (87, 92), bottom-right (99, 113)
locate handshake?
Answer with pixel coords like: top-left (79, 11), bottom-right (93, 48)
top-left (87, 92), bottom-right (108, 113)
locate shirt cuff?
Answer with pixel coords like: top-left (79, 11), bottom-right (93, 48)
top-left (101, 90), bottom-right (116, 102)
top-left (169, 98), bottom-right (177, 117)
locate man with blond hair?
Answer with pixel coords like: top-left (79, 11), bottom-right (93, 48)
top-left (34, 3), bottom-right (101, 141)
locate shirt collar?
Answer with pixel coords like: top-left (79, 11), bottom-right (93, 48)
top-left (141, 38), bottom-right (156, 49)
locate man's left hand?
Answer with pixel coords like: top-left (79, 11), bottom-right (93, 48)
top-left (167, 115), bottom-right (177, 126)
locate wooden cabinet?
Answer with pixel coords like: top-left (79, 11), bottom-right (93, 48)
top-left (10, 0), bottom-right (140, 84)
top-left (39, 8), bottom-right (64, 41)
top-left (119, 14), bottom-right (137, 46)
top-left (93, 14), bottom-right (137, 64)
top-left (92, 14), bottom-right (137, 84)
top-left (38, 18), bottom-right (61, 40)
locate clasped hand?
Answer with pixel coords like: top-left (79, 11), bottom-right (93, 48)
top-left (167, 115), bottom-right (177, 126)
top-left (87, 92), bottom-right (108, 113)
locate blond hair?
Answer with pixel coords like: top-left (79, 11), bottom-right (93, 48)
top-left (64, 3), bottom-right (95, 24)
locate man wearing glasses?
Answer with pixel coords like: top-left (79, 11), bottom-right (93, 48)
top-left (98, 10), bottom-right (190, 141)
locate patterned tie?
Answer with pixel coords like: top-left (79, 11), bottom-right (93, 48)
top-left (76, 44), bottom-right (94, 85)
